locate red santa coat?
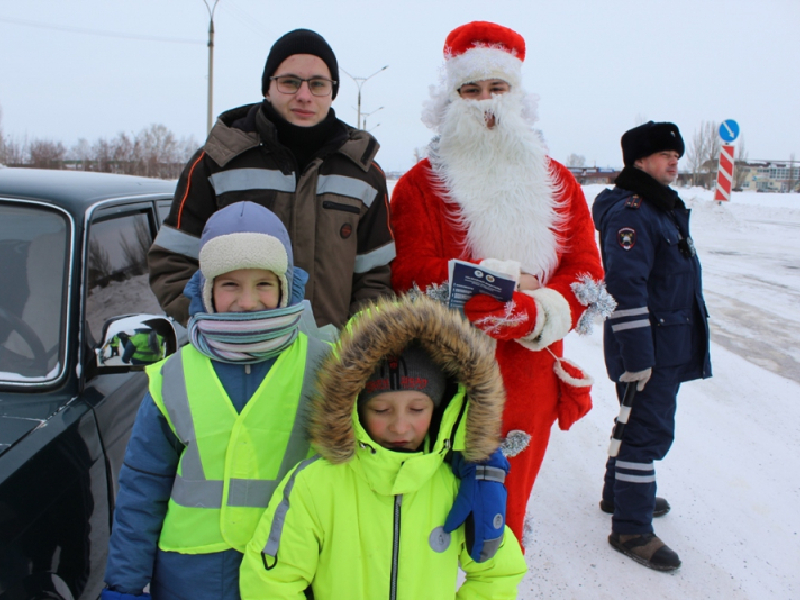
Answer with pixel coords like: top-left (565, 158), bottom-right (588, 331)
top-left (390, 157), bottom-right (603, 542)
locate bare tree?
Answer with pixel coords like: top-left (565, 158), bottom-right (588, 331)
top-left (567, 153), bottom-right (586, 168)
top-left (69, 138), bottom-right (93, 171)
top-left (87, 238), bottom-right (114, 288)
top-left (29, 139), bottom-right (66, 169)
top-left (119, 216), bottom-right (151, 275)
top-left (686, 121), bottom-right (720, 188)
top-left (93, 138), bottom-right (112, 173)
top-left (789, 152), bottom-right (799, 193)
top-left (733, 135), bottom-right (749, 191)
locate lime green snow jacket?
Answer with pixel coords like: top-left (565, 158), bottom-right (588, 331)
top-left (240, 296), bottom-right (526, 600)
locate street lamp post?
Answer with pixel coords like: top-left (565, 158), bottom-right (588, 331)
top-left (360, 106), bottom-right (384, 131)
top-left (341, 65), bottom-right (388, 130)
top-left (203, 0), bottom-right (220, 136)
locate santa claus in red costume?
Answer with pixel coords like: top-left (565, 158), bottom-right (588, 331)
top-left (391, 21), bottom-right (608, 545)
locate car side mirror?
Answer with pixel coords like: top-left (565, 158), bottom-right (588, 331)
top-left (95, 314), bottom-right (178, 371)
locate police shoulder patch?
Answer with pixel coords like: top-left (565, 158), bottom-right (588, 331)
top-left (618, 227), bottom-right (636, 251)
top-left (624, 194), bottom-right (642, 209)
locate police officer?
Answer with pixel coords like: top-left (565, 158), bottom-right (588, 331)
top-left (592, 121), bottom-right (712, 571)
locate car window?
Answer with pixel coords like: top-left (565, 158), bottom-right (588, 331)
top-left (85, 208), bottom-right (165, 345)
top-left (157, 200), bottom-right (172, 224)
top-left (0, 203), bottom-right (69, 381)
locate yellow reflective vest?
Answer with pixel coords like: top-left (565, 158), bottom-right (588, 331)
top-left (147, 334), bottom-right (328, 554)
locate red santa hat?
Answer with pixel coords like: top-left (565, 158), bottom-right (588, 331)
top-left (443, 21), bottom-right (525, 92)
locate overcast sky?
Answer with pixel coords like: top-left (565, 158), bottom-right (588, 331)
top-left (1, 0), bottom-right (798, 173)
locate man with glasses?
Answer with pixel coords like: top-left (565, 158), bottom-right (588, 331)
top-left (390, 21), bottom-right (605, 549)
top-left (149, 29), bottom-right (394, 329)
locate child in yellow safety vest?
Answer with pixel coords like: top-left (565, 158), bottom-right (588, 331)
top-left (240, 295), bottom-right (527, 600)
top-left (103, 201), bottom-right (330, 600)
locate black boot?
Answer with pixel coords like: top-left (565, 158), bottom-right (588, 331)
top-left (608, 532), bottom-right (681, 572)
top-left (599, 497), bottom-right (670, 517)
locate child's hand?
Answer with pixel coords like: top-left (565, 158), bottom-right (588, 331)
top-left (443, 448), bottom-right (509, 562)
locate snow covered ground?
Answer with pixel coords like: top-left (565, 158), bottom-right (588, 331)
top-left (518, 185), bottom-right (800, 599)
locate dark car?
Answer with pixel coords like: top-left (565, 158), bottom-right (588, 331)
top-left (0, 168), bottom-right (181, 600)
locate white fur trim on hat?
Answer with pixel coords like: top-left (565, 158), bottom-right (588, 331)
top-left (199, 232), bottom-right (289, 312)
top-left (516, 288), bottom-right (572, 351)
top-left (446, 46), bottom-right (523, 92)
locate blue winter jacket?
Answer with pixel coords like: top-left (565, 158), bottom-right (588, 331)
top-left (104, 268), bottom-right (310, 600)
top-left (593, 185), bottom-right (711, 383)
top-left (104, 359), bottom-right (276, 600)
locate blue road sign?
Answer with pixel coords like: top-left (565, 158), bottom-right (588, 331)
top-left (719, 119), bottom-right (740, 142)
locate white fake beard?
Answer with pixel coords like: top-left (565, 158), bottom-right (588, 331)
top-left (429, 91), bottom-right (565, 283)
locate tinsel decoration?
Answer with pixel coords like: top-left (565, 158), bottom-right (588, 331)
top-left (406, 281), bottom-right (451, 305)
top-left (570, 274), bottom-right (617, 335)
top-left (501, 429), bottom-right (531, 457)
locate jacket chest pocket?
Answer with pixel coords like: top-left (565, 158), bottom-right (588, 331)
top-left (651, 308), bottom-right (693, 367)
top-left (322, 200), bottom-right (361, 214)
top-left (320, 198), bottom-right (362, 244)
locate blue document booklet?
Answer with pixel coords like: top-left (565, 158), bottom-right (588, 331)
top-left (447, 260), bottom-right (516, 312)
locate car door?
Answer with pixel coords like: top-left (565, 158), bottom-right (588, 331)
top-left (81, 200), bottom-right (167, 511)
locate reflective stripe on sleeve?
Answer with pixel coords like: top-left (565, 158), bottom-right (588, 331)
top-left (612, 319), bottom-right (651, 332)
top-left (354, 242), bottom-right (396, 274)
top-left (317, 174), bottom-right (378, 207)
top-left (610, 307), bottom-right (650, 319)
top-left (262, 455), bottom-right (322, 557)
top-left (153, 226), bottom-right (200, 260)
top-left (210, 169), bottom-right (296, 194)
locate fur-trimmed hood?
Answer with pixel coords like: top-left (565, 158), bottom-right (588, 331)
top-left (310, 295), bottom-right (505, 465)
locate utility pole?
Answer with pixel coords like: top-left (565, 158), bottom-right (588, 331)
top-left (341, 66), bottom-right (388, 130)
top-left (203, 0), bottom-right (220, 136)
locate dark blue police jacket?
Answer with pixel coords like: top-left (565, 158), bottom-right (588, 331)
top-left (593, 185), bottom-right (711, 384)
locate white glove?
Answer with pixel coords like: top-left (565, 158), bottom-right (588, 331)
top-left (619, 368), bottom-right (652, 391)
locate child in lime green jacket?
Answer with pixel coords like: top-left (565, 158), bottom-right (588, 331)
top-left (240, 295), bottom-right (526, 600)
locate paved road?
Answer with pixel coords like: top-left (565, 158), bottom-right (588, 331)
top-left (694, 206), bottom-right (800, 384)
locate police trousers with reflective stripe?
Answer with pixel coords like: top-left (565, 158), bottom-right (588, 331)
top-left (602, 377), bottom-right (680, 535)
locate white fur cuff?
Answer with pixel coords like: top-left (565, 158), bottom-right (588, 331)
top-left (516, 288), bottom-right (572, 351)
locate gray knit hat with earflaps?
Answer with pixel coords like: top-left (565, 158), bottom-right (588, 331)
top-left (198, 202), bottom-right (293, 312)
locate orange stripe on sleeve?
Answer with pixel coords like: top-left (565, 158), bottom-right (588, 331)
top-left (176, 151), bottom-right (206, 229)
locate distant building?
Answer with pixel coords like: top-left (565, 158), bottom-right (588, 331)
top-left (566, 166), bottom-right (620, 185)
top-left (735, 161), bottom-right (800, 192)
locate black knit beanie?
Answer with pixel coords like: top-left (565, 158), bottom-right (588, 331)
top-left (621, 121), bottom-right (685, 166)
top-left (261, 29), bottom-right (339, 99)
top-left (358, 343), bottom-right (447, 408)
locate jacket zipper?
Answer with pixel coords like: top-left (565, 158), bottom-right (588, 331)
top-left (389, 494), bottom-right (402, 600)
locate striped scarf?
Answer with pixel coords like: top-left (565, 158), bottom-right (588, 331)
top-left (188, 303), bottom-right (305, 364)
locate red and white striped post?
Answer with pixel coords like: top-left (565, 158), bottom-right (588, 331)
top-left (714, 144), bottom-right (735, 202)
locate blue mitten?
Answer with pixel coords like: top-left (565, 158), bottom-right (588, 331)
top-left (443, 447), bottom-right (510, 562)
top-left (101, 590), bottom-right (151, 600)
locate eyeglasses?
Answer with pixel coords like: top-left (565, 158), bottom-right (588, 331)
top-left (269, 76), bottom-right (336, 97)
